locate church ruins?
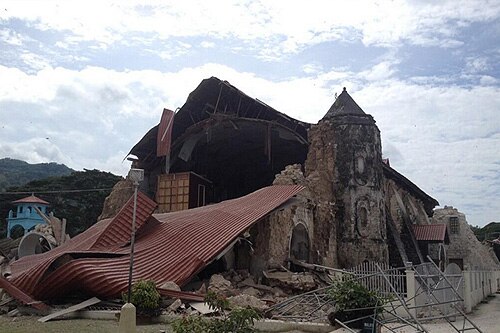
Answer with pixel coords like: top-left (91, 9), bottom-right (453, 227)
top-left (127, 76), bottom-right (498, 275)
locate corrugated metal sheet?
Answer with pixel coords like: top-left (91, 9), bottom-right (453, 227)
top-left (91, 192), bottom-right (157, 249)
top-left (0, 276), bottom-right (49, 310)
top-left (413, 224), bottom-right (449, 242)
top-left (156, 108), bottom-right (175, 157)
top-left (7, 185), bottom-right (303, 301)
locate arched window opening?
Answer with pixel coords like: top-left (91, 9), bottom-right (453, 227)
top-left (10, 224), bottom-right (25, 239)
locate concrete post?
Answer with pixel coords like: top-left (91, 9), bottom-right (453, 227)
top-left (463, 266), bottom-right (472, 313)
top-left (118, 303), bottom-right (136, 333)
top-left (405, 268), bottom-right (417, 318)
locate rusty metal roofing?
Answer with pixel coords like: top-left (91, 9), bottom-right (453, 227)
top-left (412, 224), bottom-right (449, 243)
top-left (91, 192), bottom-right (157, 249)
top-left (0, 276), bottom-right (49, 310)
top-left (12, 194), bottom-right (49, 205)
top-left (156, 108), bottom-right (175, 157)
top-left (7, 185), bottom-right (302, 301)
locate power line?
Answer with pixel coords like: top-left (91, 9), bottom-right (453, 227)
top-left (0, 187), bottom-right (128, 195)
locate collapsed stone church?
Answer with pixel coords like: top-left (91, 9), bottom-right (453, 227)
top-left (128, 77), bottom-right (498, 275)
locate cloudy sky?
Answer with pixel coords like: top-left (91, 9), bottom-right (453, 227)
top-left (0, 1), bottom-right (499, 226)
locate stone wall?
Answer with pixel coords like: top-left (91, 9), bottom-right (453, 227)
top-left (385, 178), bottom-right (430, 266)
top-left (304, 120), bottom-right (338, 267)
top-left (264, 164), bottom-right (318, 268)
top-left (432, 206), bottom-right (500, 270)
top-left (305, 114), bottom-right (388, 268)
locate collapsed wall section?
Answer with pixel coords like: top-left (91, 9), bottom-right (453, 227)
top-left (433, 206), bottom-right (500, 270)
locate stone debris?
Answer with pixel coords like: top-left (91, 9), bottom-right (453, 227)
top-left (208, 274), bottom-right (234, 296)
top-left (273, 164), bottom-right (306, 186)
top-left (263, 270), bottom-right (317, 292)
top-left (98, 178), bottom-right (133, 220)
top-left (167, 299), bottom-right (183, 312)
top-left (240, 286), bottom-right (261, 297)
top-left (227, 294), bottom-right (268, 312)
top-left (33, 224), bottom-right (57, 246)
top-left (159, 281), bottom-right (181, 292)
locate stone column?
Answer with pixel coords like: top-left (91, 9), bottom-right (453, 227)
top-left (463, 265), bottom-right (472, 313)
top-left (405, 265), bottom-right (417, 318)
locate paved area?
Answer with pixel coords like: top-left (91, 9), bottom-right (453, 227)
top-left (332, 294), bottom-right (500, 333)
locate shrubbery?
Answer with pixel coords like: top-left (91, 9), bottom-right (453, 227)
top-left (122, 280), bottom-right (161, 317)
top-left (327, 277), bottom-right (387, 328)
top-left (172, 291), bottom-right (261, 333)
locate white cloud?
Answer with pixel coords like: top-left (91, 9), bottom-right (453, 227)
top-left (480, 75), bottom-right (497, 85)
top-left (466, 57), bottom-right (490, 73)
top-left (0, 138), bottom-right (67, 165)
top-left (2, 0), bottom-right (499, 58)
top-left (200, 41), bottom-right (215, 48)
top-left (0, 28), bottom-right (24, 45)
top-left (359, 61), bottom-right (398, 81)
top-left (302, 63), bottom-right (323, 75)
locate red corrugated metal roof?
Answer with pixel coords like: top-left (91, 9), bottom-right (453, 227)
top-left (7, 185), bottom-right (303, 301)
top-left (156, 108), bottom-right (174, 157)
top-left (12, 195), bottom-right (49, 205)
top-left (91, 192), bottom-right (157, 249)
top-left (413, 224), bottom-right (449, 243)
top-left (0, 276), bottom-right (49, 310)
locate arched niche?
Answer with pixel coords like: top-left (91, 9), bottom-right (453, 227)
top-left (289, 223), bottom-right (310, 263)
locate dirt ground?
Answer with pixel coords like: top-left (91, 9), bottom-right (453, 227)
top-left (0, 317), bottom-right (172, 333)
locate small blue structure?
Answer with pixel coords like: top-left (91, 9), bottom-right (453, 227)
top-left (6, 194), bottom-right (50, 238)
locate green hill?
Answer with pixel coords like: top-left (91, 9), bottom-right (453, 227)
top-left (0, 169), bottom-right (123, 238)
top-left (0, 158), bottom-right (74, 191)
top-left (473, 222), bottom-right (500, 242)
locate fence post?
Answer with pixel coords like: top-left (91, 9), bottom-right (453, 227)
top-left (405, 265), bottom-right (416, 318)
top-left (463, 265), bottom-right (472, 313)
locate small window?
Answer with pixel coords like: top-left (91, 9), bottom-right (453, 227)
top-left (449, 216), bottom-right (460, 234)
top-left (197, 184), bottom-right (206, 207)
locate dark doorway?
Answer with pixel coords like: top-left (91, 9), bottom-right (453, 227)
top-left (290, 224), bottom-right (310, 262)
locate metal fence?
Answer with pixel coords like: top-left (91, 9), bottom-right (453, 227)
top-left (347, 261), bottom-right (407, 297)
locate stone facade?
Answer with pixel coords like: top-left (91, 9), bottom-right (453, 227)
top-left (263, 89), bottom-right (391, 270)
top-left (384, 176), bottom-right (432, 267)
top-left (432, 206), bottom-right (500, 270)
top-left (307, 89), bottom-right (388, 268)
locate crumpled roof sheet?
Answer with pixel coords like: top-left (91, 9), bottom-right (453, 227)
top-left (412, 224), bottom-right (449, 243)
top-left (0, 276), bottom-right (49, 310)
top-left (7, 185), bottom-right (302, 301)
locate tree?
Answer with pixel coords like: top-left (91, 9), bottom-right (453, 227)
top-left (0, 169), bottom-right (122, 237)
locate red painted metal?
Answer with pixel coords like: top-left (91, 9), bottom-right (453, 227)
top-left (156, 108), bottom-right (175, 157)
top-left (8, 185), bottom-right (303, 300)
top-left (0, 276), bottom-right (49, 310)
top-left (91, 192), bottom-right (157, 249)
top-left (413, 224), bottom-right (448, 242)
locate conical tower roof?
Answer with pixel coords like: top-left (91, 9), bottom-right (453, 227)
top-left (12, 194), bottom-right (49, 205)
top-left (324, 87), bottom-right (366, 118)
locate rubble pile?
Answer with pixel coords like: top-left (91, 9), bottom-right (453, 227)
top-left (98, 179), bottom-right (134, 220)
top-left (161, 267), bottom-right (328, 317)
top-left (273, 164), bottom-right (306, 186)
top-left (32, 224), bottom-right (57, 247)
